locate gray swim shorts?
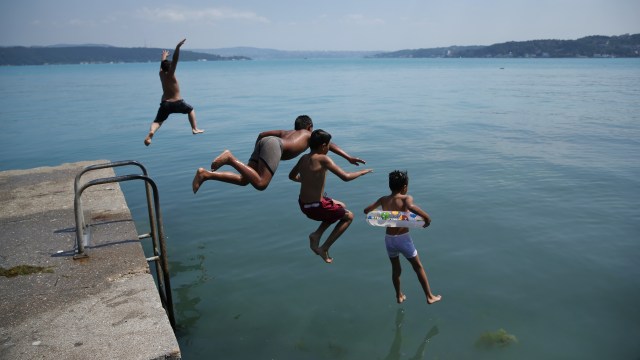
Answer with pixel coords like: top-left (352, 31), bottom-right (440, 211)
top-left (249, 136), bottom-right (283, 175)
top-left (385, 232), bottom-right (418, 259)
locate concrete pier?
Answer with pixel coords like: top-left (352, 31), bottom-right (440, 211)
top-left (0, 161), bottom-right (180, 359)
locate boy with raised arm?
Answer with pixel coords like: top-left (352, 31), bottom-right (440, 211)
top-left (144, 38), bottom-right (204, 146)
top-left (289, 129), bottom-right (372, 263)
top-left (192, 115), bottom-right (366, 193)
top-left (363, 170), bottom-right (441, 304)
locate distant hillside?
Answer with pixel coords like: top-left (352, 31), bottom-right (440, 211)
top-left (0, 46), bottom-right (250, 66)
top-left (194, 47), bottom-right (381, 59)
top-left (373, 34), bottom-right (640, 58)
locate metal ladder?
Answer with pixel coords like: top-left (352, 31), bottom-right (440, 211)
top-left (73, 160), bottom-right (176, 329)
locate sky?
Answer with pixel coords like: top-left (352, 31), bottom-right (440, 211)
top-left (1, 0), bottom-right (639, 51)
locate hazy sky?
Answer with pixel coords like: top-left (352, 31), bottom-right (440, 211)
top-left (1, 0), bottom-right (639, 51)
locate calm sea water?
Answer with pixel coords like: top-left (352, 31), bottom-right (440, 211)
top-left (1, 58), bottom-right (639, 359)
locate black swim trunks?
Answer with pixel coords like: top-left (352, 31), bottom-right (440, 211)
top-left (154, 99), bottom-right (194, 123)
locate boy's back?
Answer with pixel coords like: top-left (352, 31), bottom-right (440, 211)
top-left (378, 193), bottom-right (415, 236)
top-left (278, 129), bottom-right (313, 160)
top-left (290, 129), bottom-right (372, 263)
top-left (379, 193), bottom-right (411, 212)
top-left (296, 153), bottom-right (329, 203)
top-left (159, 70), bottom-right (181, 102)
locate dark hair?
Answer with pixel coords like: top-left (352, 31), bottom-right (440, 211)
top-left (160, 60), bottom-right (171, 72)
top-left (294, 115), bottom-right (313, 130)
top-left (389, 170), bottom-right (408, 191)
top-left (309, 129), bottom-right (331, 150)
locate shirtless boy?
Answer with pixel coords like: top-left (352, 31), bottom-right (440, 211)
top-left (192, 115), bottom-right (365, 193)
top-left (289, 129), bottom-right (372, 263)
top-left (363, 170), bottom-right (441, 304)
top-left (144, 38), bottom-right (204, 146)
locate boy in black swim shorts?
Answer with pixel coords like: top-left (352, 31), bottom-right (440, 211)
top-left (144, 39), bottom-right (204, 146)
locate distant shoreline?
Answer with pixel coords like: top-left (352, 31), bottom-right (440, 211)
top-left (0, 46), bottom-right (250, 66)
top-left (1, 33), bottom-right (638, 65)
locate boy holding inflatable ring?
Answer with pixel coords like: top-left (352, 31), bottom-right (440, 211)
top-left (363, 170), bottom-right (441, 304)
top-left (289, 129), bottom-right (372, 263)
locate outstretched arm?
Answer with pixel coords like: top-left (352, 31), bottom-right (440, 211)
top-left (363, 198), bottom-right (383, 214)
top-left (329, 143), bottom-right (366, 166)
top-left (323, 155), bottom-right (372, 181)
top-left (170, 38), bottom-right (186, 73)
top-left (406, 196), bottom-right (432, 227)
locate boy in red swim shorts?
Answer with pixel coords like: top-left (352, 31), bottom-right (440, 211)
top-left (289, 129), bottom-right (372, 263)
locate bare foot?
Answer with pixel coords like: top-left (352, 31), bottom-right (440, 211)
top-left (192, 128), bottom-right (204, 135)
top-left (427, 295), bottom-right (442, 305)
top-left (211, 150), bottom-right (232, 171)
top-left (397, 293), bottom-right (407, 304)
top-left (309, 233), bottom-right (321, 255)
top-left (144, 133), bottom-right (153, 146)
top-left (317, 247), bottom-right (333, 264)
top-left (192, 168), bottom-right (207, 194)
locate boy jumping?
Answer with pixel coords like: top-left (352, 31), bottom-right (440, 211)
top-left (289, 129), bottom-right (372, 263)
top-left (144, 39), bottom-right (204, 146)
top-left (192, 115), bottom-right (365, 193)
top-left (363, 170), bottom-right (441, 304)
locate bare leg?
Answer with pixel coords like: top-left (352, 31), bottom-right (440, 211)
top-left (188, 110), bottom-right (204, 134)
top-left (193, 151), bottom-right (273, 193)
top-left (390, 256), bottom-right (405, 303)
top-left (144, 122), bottom-right (162, 146)
top-left (192, 167), bottom-right (249, 193)
top-left (208, 150), bottom-right (273, 190)
top-left (309, 221), bottom-right (332, 257)
top-left (210, 150), bottom-right (233, 170)
top-left (407, 255), bottom-right (441, 304)
top-left (317, 210), bottom-right (354, 263)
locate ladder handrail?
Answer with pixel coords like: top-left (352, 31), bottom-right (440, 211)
top-left (74, 160), bottom-right (157, 249)
top-left (73, 161), bottom-right (175, 329)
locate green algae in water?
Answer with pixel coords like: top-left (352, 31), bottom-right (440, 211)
top-left (0, 265), bottom-right (54, 277)
top-left (475, 328), bottom-right (518, 348)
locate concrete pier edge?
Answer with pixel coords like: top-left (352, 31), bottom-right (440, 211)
top-left (0, 161), bottom-right (180, 360)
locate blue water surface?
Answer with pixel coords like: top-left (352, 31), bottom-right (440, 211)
top-left (1, 58), bottom-right (639, 359)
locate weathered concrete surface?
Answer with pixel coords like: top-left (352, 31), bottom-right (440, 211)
top-left (0, 161), bottom-right (180, 360)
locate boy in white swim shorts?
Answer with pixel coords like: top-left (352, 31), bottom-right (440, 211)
top-left (363, 170), bottom-right (442, 305)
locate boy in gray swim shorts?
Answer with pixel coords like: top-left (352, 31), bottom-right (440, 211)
top-left (192, 115), bottom-right (367, 193)
top-left (363, 170), bottom-right (441, 305)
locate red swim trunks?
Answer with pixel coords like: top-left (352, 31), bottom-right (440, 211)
top-left (298, 196), bottom-right (346, 224)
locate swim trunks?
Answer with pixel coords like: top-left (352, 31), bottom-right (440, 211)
top-left (249, 136), bottom-right (284, 175)
top-left (385, 232), bottom-right (418, 259)
top-left (154, 99), bottom-right (194, 123)
top-left (298, 196), bottom-right (346, 224)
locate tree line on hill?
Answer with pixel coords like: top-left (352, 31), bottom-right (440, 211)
top-left (372, 34), bottom-right (640, 58)
top-left (0, 46), bottom-right (250, 66)
top-left (2, 34), bottom-right (639, 65)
